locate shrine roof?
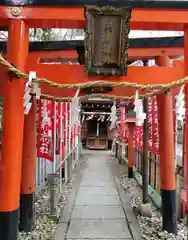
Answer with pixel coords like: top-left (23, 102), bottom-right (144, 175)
top-left (0, 36), bottom-right (184, 52)
top-left (1, 0), bottom-right (188, 9)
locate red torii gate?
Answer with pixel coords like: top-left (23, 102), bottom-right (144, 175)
top-left (0, 2), bottom-right (187, 239)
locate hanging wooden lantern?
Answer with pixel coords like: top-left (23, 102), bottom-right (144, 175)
top-left (84, 5), bottom-right (132, 76)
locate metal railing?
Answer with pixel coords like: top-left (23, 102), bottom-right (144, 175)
top-left (35, 140), bottom-right (82, 198)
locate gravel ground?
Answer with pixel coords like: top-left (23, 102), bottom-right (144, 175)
top-left (17, 152), bottom-right (187, 240)
top-left (120, 175), bottom-right (187, 240)
top-left (18, 157), bottom-right (84, 240)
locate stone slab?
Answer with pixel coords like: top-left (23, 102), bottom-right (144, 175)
top-left (86, 166), bottom-right (109, 171)
top-left (82, 172), bottom-right (112, 177)
top-left (84, 166), bottom-right (109, 171)
top-left (114, 175), bottom-right (142, 240)
top-left (71, 205), bottom-right (125, 219)
top-left (81, 176), bottom-right (114, 182)
top-left (53, 223), bottom-right (68, 240)
top-left (85, 162), bottom-right (109, 170)
top-left (59, 161), bottom-right (85, 223)
top-left (87, 156), bottom-right (107, 160)
top-left (86, 161), bottom-right (108, 165)
top-left (77, 186), bottom-right (118, 195)
top-left (87, 157), bottom-right (106, 160)
top-left (87, 157), bottom-right (107, 161)
top-left (84, 170), bottom-right (110, 174)
top-left (66, 219), bottom-right (132, 239)
top-left (80, 179), bottom-right (115, 187)
top-left (74, 194), bottom-right (121, 206)
top-left (82, 170), bottom-right (112, 178)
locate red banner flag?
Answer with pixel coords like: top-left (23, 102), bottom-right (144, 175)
top-left (148, 97), bottom-right (153, 151)
top-left (136, 126), bottom-right (143, 150)
top-left (68, 103), bottom-right (71, 141)
top-left (120, 107), bottom-right (126, 141)
top-left (135, 126), bottom-right (140, 147)
top-left (55, 102), bottom-right (61, 155)
top-left (37, 99), bottom-right (54, 161)
top-left (61, 103), bottom-right (66, 163)
top-left (152, 97), bottom-right (159, 154)
top-left (64, 103), bottom-right (67, 144)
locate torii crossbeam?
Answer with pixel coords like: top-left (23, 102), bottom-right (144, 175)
top-left (0, 1), bottom-right (187, 239)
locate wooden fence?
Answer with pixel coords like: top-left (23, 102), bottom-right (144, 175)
top-left (114, 141), bottom-right (185, 218)
top-left (114, 142), bottom-right (161, 192)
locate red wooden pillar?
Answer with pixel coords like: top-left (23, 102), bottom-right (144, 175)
top-left (127, 122), bottom-right (135, 178)
top-left (184, 28), bottom-right (188, 222)
top-left (19, 99), bottom-right (36, 232)
top-left (0, 20), bottom-right (29, 240)
top-left (156, 56), bottom-right (177, 233)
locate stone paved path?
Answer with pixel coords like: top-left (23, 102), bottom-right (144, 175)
top-left (64, 152), bottom-right (133, 240)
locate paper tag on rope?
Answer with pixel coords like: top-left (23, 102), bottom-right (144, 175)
top-left (107, 115), bottom-right (111, 121)
top-left (134, 89), bottom-right (139, 103)
top-left (109, 115), bottom-right (117, 130)
top-left (176, 85), bottom-right (185, 112)
top-left (24, 102), bottom-right (32, 115)
top-left (81, 115), bottom-right (85, 122)
top-left (24, 72), bottom-right (35, 115)
top-left (29, 71), bottom-right (41, 100)
top-left (86, 114), bottom-right (94, 120)
top-left (135, 107), bottom-right (146, 126)
top-left (24, 94), bottom-right (31, 107)
top-left (133, 89), bottom-right (146, 126)
top-left (71, 89), bottom-right (80, 126)
top-left (109, 101), bottom-right (117, 130)
top-left (101, 116), bottom-right (105, 122)
top-left (97, 115), bottom-right (102, 121)
top-left (33, 83), bottom-right (41, 100)
top-left (24, 86), bottom-right (31, 100)
top-left (133, 89), bottom-right (141, 112)
top-left (176, 84), bottom-right (185, 120)
top-left (27, 71), bottom-right (36, 87)
top-left (134, 89), bottom-right (139, 100)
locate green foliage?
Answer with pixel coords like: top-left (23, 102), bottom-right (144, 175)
top-left (29, 28), bottom-right (58, 41)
